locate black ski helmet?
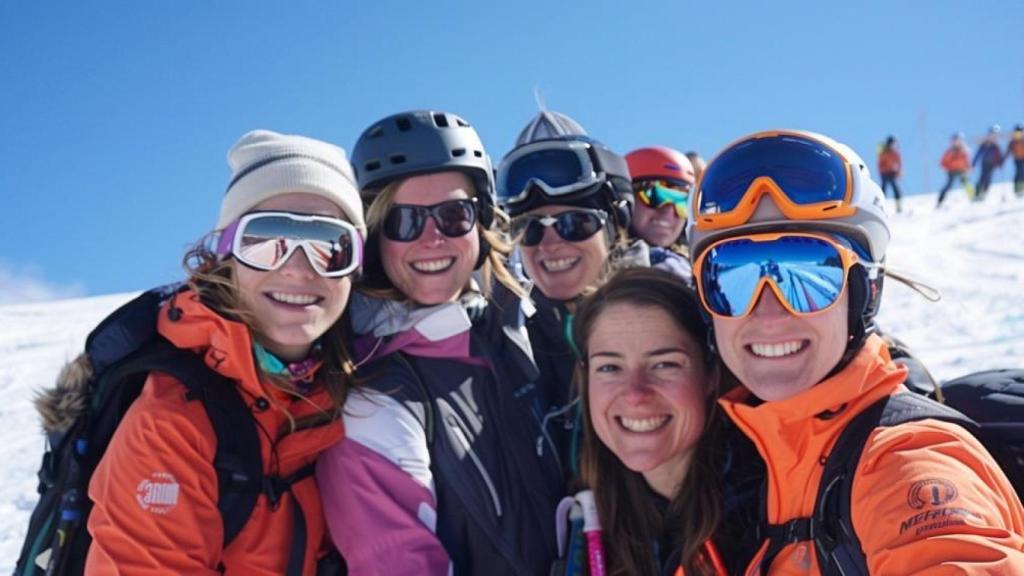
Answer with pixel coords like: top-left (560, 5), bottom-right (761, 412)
top-left (351, 110), bottom-right (496, 227)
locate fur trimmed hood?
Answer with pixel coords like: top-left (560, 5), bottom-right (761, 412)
top-left (35, 353), bottom-right (93, 436)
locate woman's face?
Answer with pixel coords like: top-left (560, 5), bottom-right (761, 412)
top-left (518, 205), bottom-right (610, 302)
top-left (713, 286), bottom-right (848, 401)
top-left (379, 171), bottom-right (479, 306)
top-left (632, 199), bottom-right (685, 248)
top-left (587, 303), bottom-right (710, 497)
top-left (232, 193), bottom-right (353, 361)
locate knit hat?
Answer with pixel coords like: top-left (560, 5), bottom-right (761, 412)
top-left (217, 130), bottom-right (366, 234)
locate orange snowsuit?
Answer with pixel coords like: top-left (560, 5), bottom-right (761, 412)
top-left (85, 290), bottom-right (344, 575)
top-left (1009, 134), bottom-right (1024, 161)
top-left (941, 146), bottom-right (971, 173)
top-left (719, 335), bottom-right (1024, 575)
top-left (877, 148), bottom-right (901, 176)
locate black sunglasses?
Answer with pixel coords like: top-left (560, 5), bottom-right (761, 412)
top-left (382, 198), bottom-right (478, 242)
top-left (510, 209), bottom-right (608, 247)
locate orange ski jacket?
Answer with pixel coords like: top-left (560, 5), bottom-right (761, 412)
top-left (719, 335), bottom-right (1024, 575)
top-left (85, 290), bottom-right (344, 575)
top-left (941, 146), bottom-right (971, 173)
top-left (877, 149), bottom-right (901, 176)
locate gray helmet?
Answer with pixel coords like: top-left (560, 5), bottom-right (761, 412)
top-left (514, 110), bottom-right (589, 147)
top-left (351, 110), bottom-right (495, 226)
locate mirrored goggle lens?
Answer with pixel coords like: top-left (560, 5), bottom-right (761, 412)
top-left (498, 148), bottom-right (590, 201)
top-left (635, 181), bottom-right (691, 215)
top-left (698, 235), bottom-right (846, 317)
top-left (511, 210), bottom-right (605, 246)
top-left (697, 135), bottom-right (848, 215)
top-left (236, 215), bottom-right (358, 276)
top-left (383, 200), bottom-right (477, 242)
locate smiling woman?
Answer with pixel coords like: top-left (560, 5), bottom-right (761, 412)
top-left (573, 267), bottom-right (726, 576)
top-left (316, 110), bottom-right (562, 576)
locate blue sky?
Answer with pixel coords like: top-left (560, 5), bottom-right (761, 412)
top-left (1, 0), bottom-right (1022, 300)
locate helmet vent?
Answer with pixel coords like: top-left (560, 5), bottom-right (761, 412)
top-left (389, 154), bottom-right (407, 165)
top-left (364, 160), bottom-right (381, 172)
top-left (473, 150), bottom-right (483, 158)
top-left (433, 113), bottom-right (449, 128)
top-left (456, 118), bottom-right (470, 127)
top-left (395, 117), bottom-right (412, 132)
top-left (451, 148), bottom-right (466, 157)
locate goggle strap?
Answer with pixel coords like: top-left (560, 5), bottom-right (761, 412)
top-left (883, 267), bottom-right (941, 302)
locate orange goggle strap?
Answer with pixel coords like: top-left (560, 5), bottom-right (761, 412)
top-left (693, 231), bottom-right (861, 319)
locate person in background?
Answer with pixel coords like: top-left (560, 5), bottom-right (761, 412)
top-left (688, 129), bottom-right (1024, 574)
top-left (973, 125), bottom-right (1005, 202)
top-left (1007, 123), bottom-right (1024, 197)
top-left (496, 109), bottom-right (636, 475)
top-left (936, 132), bottom-right (973, 207)
top-left (573, 267), bottom-right (728, 576)
top-left (686, 150), bottom-right (707, 185)
top-left (84, 130), bottom-right (366, 575)
top-left (877, 135), bottom-right (903, 212)
top-left (625, 146), bottom-right (695, 280)
top-left (318, 110), bottom-right (562, 575)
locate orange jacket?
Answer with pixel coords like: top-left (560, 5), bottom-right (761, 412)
top-left (941, 146), bottom-right (971, 173)
top-left (1009, 134), bottom-right (1024, 161)
top-left (877, 148), bottom-right (901, 176)
top-left (719, 335), bottom-right (1024, 575)
top-left (85, 290), bottom-right (344, 575)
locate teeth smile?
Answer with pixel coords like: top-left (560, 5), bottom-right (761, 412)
top-left (749, 340), bottom-right (806, 358)
top-left (411, 258), bottom-right (454, 273)
top-left (541, 257), bottom-right (580, 272)
top-left (618, 415), bottom-right (670, 432)
top-left (268, 292), bottom-right (320, 306)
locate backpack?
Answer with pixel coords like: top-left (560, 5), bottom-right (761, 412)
top-left (14, 286), bottom-right (334, 576)
top-left (755, 368), bottom-right (1024, 575)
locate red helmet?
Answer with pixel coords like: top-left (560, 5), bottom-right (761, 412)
top-left (625, 146), bottom-right (695, 185)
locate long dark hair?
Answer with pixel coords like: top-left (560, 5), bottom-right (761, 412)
top-left (573, 267), bottom-right (724, 575)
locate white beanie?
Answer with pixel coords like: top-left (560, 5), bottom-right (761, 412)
top-left (217, 130), bottom-right (366, 234)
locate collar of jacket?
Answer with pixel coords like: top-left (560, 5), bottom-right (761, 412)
top-left (156, 289), bottom-right (328, 403)
top-left (350, 283), bottom-right (529, 366)
top-left (717, 334), bottom-right (909, 520)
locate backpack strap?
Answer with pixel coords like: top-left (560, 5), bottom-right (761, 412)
top-left (811, 394), bottom-right (976, 576)
top-left (109, 339), bottom-right (264, 549)
top-left (133, 341), bottom-right (316, 576)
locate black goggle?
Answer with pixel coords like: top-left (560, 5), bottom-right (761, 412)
top-left (382, 198), bottom-right (478, 242)
top-left (510, 209), bottom-right (608, 247)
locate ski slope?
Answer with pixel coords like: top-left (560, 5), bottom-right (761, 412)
top-left (1, 184), bottom-right (1022, 569)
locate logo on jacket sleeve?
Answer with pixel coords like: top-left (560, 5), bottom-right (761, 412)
top-left (907, 478), bottom-right (958, 509)
top-left (136, 472), bottom-right (180, 514)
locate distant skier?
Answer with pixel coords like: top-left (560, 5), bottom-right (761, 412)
top-left (1006, 123), bottom-right (1024, 197)
top-left (877, 135), bottom-right (903, 212)
top-left (936, 132), bottom-right (973, 208)
top-left (685, 150), bottom-right (707, 184)
top-left (973, 125), bottom-right (1005, 201)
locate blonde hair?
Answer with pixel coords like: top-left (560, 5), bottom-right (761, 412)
top-left (182, 238), bottom-right (357, 431)
top-left (360, 174), bottom-right (526, 302)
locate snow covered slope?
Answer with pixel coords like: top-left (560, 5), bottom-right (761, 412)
top-left (1, 184), bottom-right (1022, 568)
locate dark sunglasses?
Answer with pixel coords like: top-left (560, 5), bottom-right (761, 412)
top-left (382, 198), bottom-right (478, 242)
top-left (510, 209), bottom-right (608, 247)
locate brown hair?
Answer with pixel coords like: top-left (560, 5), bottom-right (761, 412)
top-left (572, 267), bottom-right (723, 575)
top-left (359, 174), bottom-right (525, 301)
top-left (182, 238), bottom-right (356, 431)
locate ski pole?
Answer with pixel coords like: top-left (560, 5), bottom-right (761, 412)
top-left (576, 490), bottom-right (605, 576)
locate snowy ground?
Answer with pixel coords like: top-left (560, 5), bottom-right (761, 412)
top-left (1, 183), bottom-right (1022, 568)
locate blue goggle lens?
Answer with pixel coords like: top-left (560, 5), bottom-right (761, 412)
top-left (699, 235), bottom-right (847, 317)
top-left (698, 135), bottom-right (848, 215)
